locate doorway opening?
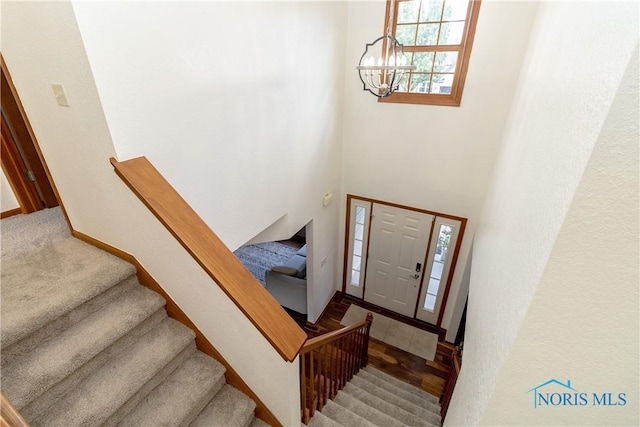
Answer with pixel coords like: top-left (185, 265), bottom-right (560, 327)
top-left (1, 55), bottom-right (59, 218)
top-left (342, 195), bottom-right (466, 329)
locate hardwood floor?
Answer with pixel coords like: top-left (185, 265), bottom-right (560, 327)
top-left (304, 293), bottom-right (455, 398)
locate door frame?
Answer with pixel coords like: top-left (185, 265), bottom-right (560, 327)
top-left (1, 54), bottom-right (59, 216)
top-left (342, 194), bottom-right (467, 328)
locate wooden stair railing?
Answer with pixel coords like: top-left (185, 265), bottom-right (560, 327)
top-left (439, 346), bottom-right (461, 425)
top-left (1, 393), bottom-right (29, 427)
top-left (299, 313), bottom-right (373, 424)
top-left (110, 156), bottom-right (307, 362)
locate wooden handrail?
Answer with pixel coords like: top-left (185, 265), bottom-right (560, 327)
top-left (1, 393), bottom-right (29, 427)
top-left (302, 316), bottom-right (372, 352)
top-left (110, 156), bottom-right (307, 362)
top-left (299, 313), bottom-right (373, 423)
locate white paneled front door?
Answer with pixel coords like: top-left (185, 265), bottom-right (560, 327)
top-left (364, 204), bottom-right (433, 317)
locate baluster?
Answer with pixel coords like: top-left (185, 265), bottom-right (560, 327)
top-left (309, 349), bottom-right (315, 418)
top-left (323, 342), bottom-right (330, 406)
top-left (315, 349), bottom-right (322, 410)
top-left (336, 337), bottom-right (343, 389)
top-left (318, 345), bottom-right (327, 409)
top-left (363, 313), bottom-right (373, 367)
top-left (298, 312), bottom-right (375, 424)
top-left (301, 352), bottom-right (308, 424)
top-left (330, 341), bottom-right (338, 398)
top-left (355, 329), bottom-right (361, 373)
top-left (347, 330), bottom-right (355, 380)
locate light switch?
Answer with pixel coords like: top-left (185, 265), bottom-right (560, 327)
top-left (51, 84), bottom-right (70, 107)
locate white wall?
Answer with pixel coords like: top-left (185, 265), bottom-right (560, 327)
top-left (340, 0), bottom-right (539, 339)
top-left (1, 1), bottom-right (347, 423)
top-left (71, 1), bottom-right (344, 250)
top-left (1, 169), bottom-right (20, 213)
top-left (446, 3), bottom-right (639, 425)
top-left (481, 43), bottom-right (639, 427)
top-left (71, 0), bottom-right (345, 323)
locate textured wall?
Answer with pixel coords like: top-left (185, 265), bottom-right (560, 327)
top-left (71, 1), bottom-right (347, 323)
top-left (482, 43), bottom-right (639, 426)
top-left (0, 1), bottom-right (348, 422)
top-left (71, 1), bottom-right (346, 253)
top-left (446, 3), bottom-right (639, 425)
top-left (340, 1), bottom-right (539, 339)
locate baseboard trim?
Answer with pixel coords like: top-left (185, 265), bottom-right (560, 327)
top-left (1, 207), bottom-right (23, 219)
top-left (72, 230), bottom-right (281, 427)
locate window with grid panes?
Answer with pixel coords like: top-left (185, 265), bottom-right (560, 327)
top-left (381, 0), bottom-right (481, 106)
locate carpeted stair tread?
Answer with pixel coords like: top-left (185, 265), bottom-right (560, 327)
top-left (30, 318), bottom-right (196, 427)
top-left (319, 400), bottom-right (377, 427)
top-left (363, 366), bottom-right (440, 404)
top-left (20, 309), bottom-right (168, 422)
top-left (117, 351), bottom-right (226, 427)
top-left (343, 382), bottom-right (436, 427)
top-left (190, 384), bottom-right (257, 427)
top-left (2, 211), bottom-right (263, 427)
top-left (306, 411), bottom-right (343, 427)
top-left (1, 207), bottom-right (70, 260)
top-left (349, 376), bottom-right (440, 421)
top-left (356, 370), bottom-right (438, 411)
top-left (1, 237), bottom-right (137, 348)
top-left (333, 390), bottom-right (405, 427)
top-left (2, 282), bottom-right (165, 410)
top-left (1, 275), bottom-right (141, 367)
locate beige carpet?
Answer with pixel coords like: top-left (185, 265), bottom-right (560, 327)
top-left (340, 304), bottom-right (438, 361)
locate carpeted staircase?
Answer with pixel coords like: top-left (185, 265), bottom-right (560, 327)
top-left (0, 208), bottom-right (267, 427)
top-left (304, 366), bottom-right (442, 427)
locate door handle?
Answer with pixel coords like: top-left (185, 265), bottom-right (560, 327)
top-left (411, 273), bottom-right (420, 279)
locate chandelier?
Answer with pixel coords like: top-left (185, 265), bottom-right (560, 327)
top-left (356, 2), bottom-right (416, 98)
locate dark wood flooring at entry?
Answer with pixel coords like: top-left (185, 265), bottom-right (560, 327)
top-left (304, 294), bottom-right (454, 398)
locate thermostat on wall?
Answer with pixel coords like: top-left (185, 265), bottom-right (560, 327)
top-left (323, 192), bottom-right (334, 207)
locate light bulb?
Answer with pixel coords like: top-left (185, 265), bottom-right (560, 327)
top-left (377, 57), bottom-right (383, 67)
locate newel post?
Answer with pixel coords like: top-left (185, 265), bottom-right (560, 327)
top-left (362, 313), bottom-right (373, 367)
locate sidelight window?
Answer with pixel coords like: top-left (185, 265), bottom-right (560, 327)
top-left (424, 224), bottom-right (452, 311)
top-left (345, 198), bottom-right (372, 299)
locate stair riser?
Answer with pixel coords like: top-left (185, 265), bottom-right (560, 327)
top-left (1, 276), bottom-right (139, 367)
top-left (334, 391), bottom-right (405, 427)
top-left (3, 284), bottom-right (165, 410)
top-left (101, 343), bottom-right (197, 427)
top-left (176, 378), bottom-right (225, 427)
top-left (2, 210), bottom-right (262, 427)
top-left (343, 383), bottom-right (426, 426)
top-left (29, 319), bottom-right (196, 427)
top-left (191, 385), bottom-right (257, 427)
top-left (21, 309), bottom-right (168, 421)
top-left (115, 351), bottom-right (227, 427)
top-left (1, 238), bottom-right (137, 348)
top-left (363, 366), bottom-right (440, 403)
top-left (349, 376), bottom-right (439, 420)
top-left (358, 370), bottom-right (438, 411)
